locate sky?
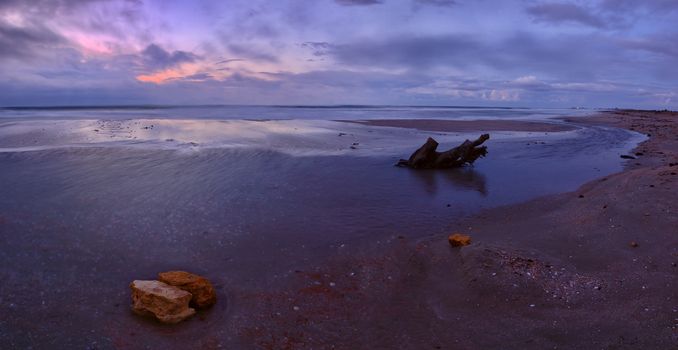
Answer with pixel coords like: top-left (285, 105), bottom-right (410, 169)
top-left (0, 0), bottom-right (677, 108)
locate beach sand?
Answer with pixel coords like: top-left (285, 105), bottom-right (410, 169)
top-left (0, 111), bottom-right (674, 349)
top-left (232, 110), bottom-right (677, 349)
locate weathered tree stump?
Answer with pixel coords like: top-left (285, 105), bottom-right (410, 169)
top-left (397, 134), bottom-right (490, 169)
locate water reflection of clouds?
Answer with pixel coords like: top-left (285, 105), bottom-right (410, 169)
top-left (153, 119), bottom-right (337, 140)
top-left (25, 118), bottom-right (445, 155)
top-left (408, 167), bottom-right (488, 196)
top-left (0, 118), bottom-right (627, 161)
top-left (67, 119), bottom-right (359, 154)
top-left (81, 119), bottom-right (338, 142)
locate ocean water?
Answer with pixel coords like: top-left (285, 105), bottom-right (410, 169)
top-left (0, 104), bottom-right (593, 121)
top-left (0, 105), bottom-right (643, 347)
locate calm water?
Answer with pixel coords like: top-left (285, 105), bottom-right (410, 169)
top-left (0, 104), bottom-right (593, 121)
top-left (0, 106), bottom-right (642, 348)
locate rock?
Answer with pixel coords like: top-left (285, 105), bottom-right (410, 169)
top-left (448, 233), bottom-right (472, 247)
top-left (158, 271), bottom-right (217, 308)
top-left (130, 280), bottom-right (195, 324)
top-left (630, 241), bottom-right (639, 248)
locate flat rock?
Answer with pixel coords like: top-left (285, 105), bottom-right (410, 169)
top-left (158, 271), bottom-right (217, 308)
top-left (130, 280), bottom-right (195, 324)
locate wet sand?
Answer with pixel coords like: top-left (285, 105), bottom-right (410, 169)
top-left (234, 111), bottom-right (677, 349)
top-left (0, 111), bottom-right (674, 349)
top-left (346, 118), bottom-right (577, 132)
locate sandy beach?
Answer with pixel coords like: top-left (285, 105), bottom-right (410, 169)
top-left (231, 110), bottom-right (677, 349)
top-left (0, 110), bottom-right (675, 349)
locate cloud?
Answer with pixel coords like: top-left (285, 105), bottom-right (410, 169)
top-left (526, 3), bottom-right (606, 28)
top-left (226, 43), bottom-right (278, 63)
top-left (301, 41), bottom-right (332, 57)
top-left (0, 22), bottom-right (65, 60)
top-left (415, 0), bottom-right (457, 7)
top-left (216, 58), bottom-right (246, 64)
top-left (599, 0), bottom-right (678, 13)
top-left (140, 44), bottom-right (199, 70)
top-left (321, 32), bottom-right (613, 81)
top-left (405, 75), bottom-right (642, 105)
top-left (335, 0), bottom-right (383, 6)
top-left (618, 34), bottom-right (678, 58)
top-left (328, 35), bottom-right (483, 69)
top-left (407, 80), bottom-right (522, 101)
top-left (1, 0), bottom-right (677, 108)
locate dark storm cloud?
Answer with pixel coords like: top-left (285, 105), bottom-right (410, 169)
top-left (335, 0), bottom-right (383, 6)
top-left (526, 2), bottom-right (606, 28)
top-left (140, 44), bottom-right (199, 69)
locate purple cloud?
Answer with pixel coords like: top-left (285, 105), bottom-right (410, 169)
top-left (140, 44), bottom-right (199, 69)
top-left (335, 0), bottom-right (383, 6)
top-left (527, 3), bottom-right (606, 28)
top-left (415, 0), bottom-right (457, 7)
top-left (600, 0), bottom-right (678, 13)
top-left (0, 22), bottom-right (64, 59)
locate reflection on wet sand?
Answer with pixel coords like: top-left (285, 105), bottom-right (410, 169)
top-left (407, 167), bottom-right (488, 196)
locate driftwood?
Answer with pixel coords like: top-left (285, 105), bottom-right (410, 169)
top-left (397, 134), bottom-right (490, 169)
